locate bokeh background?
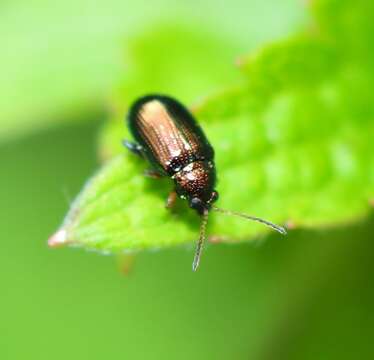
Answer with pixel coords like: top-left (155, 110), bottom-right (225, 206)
top-left (1, 1), bottom-right (373, 359)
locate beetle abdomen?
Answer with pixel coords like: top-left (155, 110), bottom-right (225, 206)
top-left (128, 95), bottom-right (214, 175)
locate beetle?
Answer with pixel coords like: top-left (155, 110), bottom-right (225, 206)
top-left (124, 94), bottom-right (286, 271)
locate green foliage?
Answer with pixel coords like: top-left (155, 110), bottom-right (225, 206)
top-left (98, 24), bottom-right (242, 161)
top-left (114, 25), bottom-right (242, 106)
top-left (0, 0), bottom-right (300, 142)
top-left (51, 0), bottom-right (374, 253)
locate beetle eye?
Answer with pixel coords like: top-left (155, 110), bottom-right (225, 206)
top-left (190, 197), bottom-right (202, 209)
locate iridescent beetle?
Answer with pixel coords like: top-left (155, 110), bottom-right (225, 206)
top-left (124, 95), bottom-right (286, 271)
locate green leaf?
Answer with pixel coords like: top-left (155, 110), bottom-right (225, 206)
top-left (49, 155), bottom-right (202, 251)
top-left (312, 0), bottom-right (374, 59)
top-left (51, 0), bottom-right (374, 253)
top-left (1, 0), bottom-right (302, 142)
top-left (98, 24), bottom-right (242, 161)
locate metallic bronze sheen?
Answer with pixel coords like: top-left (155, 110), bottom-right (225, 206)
top-left (127, 95), bottom-right (217, 212)
top-left (125, 95), bottom-right (286, 271)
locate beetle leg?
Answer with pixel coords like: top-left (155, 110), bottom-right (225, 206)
top-left (144, 169), bottom-right (163, 179)
top-left (123, 139), bottom-right (144, 157)
top-left (165, 190), bottom-right (177, 209)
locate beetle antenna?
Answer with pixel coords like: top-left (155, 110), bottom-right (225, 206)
top-left (211, 206), bottom-right (287, 235)
top-left (192, 209), bottom-right (209, 271)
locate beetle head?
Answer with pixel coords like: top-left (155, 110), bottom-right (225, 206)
top-left (173, 160), bottom-right (217, 214)
top-left (189, 190), bottom-right (219, 215)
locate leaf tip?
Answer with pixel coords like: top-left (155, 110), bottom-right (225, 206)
top-left (48, 228), bottom-right (69, 248)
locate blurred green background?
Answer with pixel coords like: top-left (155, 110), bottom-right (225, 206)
top-left (1, 1), bottom-right (373, 359)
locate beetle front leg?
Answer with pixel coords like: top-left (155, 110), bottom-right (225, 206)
top-left (144, 169), bottom-right (164, 179)
top-left (123, 140), bottom-right (144, 158)
top-left (165, 190), bottom-right (177, 209)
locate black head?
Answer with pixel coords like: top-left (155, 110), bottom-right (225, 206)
top-left (189, 190), bottom-right (219, 215)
